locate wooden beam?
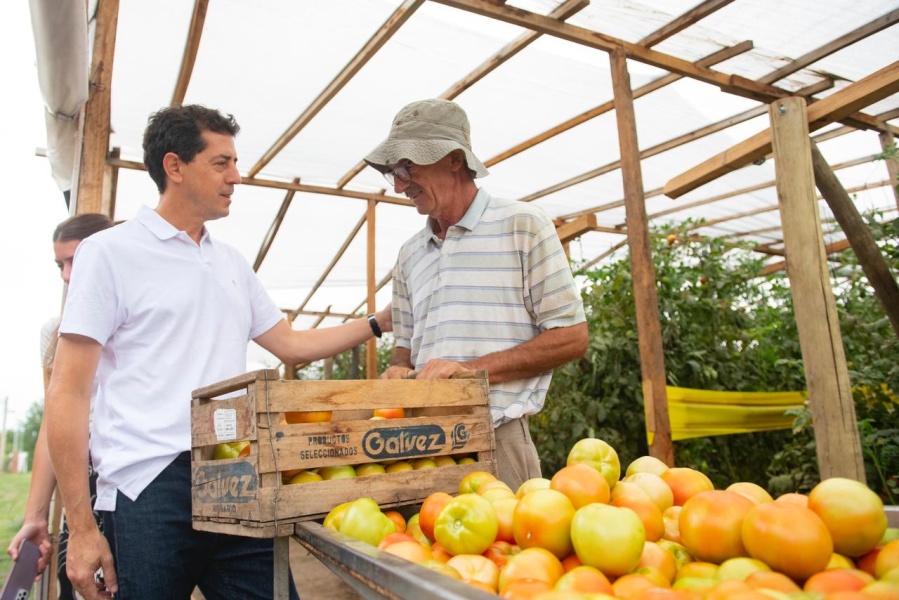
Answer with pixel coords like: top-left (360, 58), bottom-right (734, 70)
top-left (638, 0), bottom-right (737, 48)
top-left (758, 8), bottom-right (899, 85)
top-left (366, 199), bottom-right (378, 379)
top-left (812, 142), bottom-right (899, 337)
top-left (665, 61), bottom-right (899, 198)
top-left (102, 147), bottom-right (120, 218)
top-left (336, 0), bottom-right (589, 190)
top-left (519, 103), bottom-right (768, 204)
top-left (72, 0), bottom-right (119, 215)
top-left (170, 0), bottom-right (208, 105)
top-left (106, 156), bottom-right (413, 207)
top-left (610, 46), bottom-right (674, 465)
top-left (769, 96), bottom-right (864, 482)
top-left (556, 214), bottom-right (597, 246)
top-left (759, 238), bottom-right (853, 276)
top-left (880, 130), bottom-right (899, 210)
top-left (485, 41), bottom-right (754, 168)
top-left (254, 179), bottom-right (299, 272)
top-left (248, 0), bottom-right (425, 178)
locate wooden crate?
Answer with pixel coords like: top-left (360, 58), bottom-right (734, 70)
top-left (190, 369), bottom-right (495, 538)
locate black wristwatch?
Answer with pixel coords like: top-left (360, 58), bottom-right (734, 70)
top-left (367, 313), bottom-right (382, 338)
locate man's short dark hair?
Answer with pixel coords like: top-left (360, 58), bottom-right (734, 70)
top-left (142, 105), bottom-right (240, 193)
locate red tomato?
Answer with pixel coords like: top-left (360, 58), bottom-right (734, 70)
top-left (679, 490), bottom-right (756, 564)
top-left (434, 493), bottom-right (499, 556)
top-left (512, 488), bottom-right (575, 559)
top-left (807, 477), bottom-right (887, 558)
top-left (483, 540), bottom-right (521, 571)
top-left (741, 501), bottom-right (833, 581)
top-left (418, 491), bottom-right (453, 542)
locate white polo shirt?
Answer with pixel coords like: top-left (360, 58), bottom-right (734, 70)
top-left (392, 189), bottom-right (586, 427)
top-left (60, 206), bottom-right (283, 510)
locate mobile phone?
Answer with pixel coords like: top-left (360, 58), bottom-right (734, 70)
top-left (0, 539), bottom-right (40, 600)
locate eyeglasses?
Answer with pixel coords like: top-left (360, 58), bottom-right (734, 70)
top-left (383, 161), bottom-right (414, 186)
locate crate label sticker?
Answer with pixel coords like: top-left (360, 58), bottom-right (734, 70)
top-left (193, 461), bottom-right (258, 504)
top-left (362, 423), bottom-right (469, 460)
top-left (213, 408), bottom-right (237, 442)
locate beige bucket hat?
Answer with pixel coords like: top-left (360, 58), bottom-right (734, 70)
top-left (364, 98), bottom-right (489, 178)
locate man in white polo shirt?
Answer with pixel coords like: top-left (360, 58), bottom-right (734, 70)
top-left (366, 99), bottom-right (588, 492)
top-left (46, 105), bottom-right (391, 600)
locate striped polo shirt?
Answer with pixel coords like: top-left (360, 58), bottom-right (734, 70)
top-left (392, 188), bottom-right (586, 427)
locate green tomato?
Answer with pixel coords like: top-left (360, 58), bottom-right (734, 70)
top-left (433, 493), bottom-right (498, 556)
top-left (338, 497), bottom-right (397, 546)
top-left (571, 503), bottom-right (645, 577)
top-left (323, 501), bottom-right (354, 532)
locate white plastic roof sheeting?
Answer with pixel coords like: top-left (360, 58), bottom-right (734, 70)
top-left (36, 0), bottom-right (899, 367)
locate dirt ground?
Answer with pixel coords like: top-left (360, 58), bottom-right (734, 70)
top-left (290, 537), bottom-right (360, 599)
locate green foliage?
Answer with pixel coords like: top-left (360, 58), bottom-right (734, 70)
top-left (299, 335), bottom-right (394, 380)
top-left (533, 218), bottom-right (899, 501)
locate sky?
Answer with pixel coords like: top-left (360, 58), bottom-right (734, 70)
top-left (0, 3), bottom-right (80, 430)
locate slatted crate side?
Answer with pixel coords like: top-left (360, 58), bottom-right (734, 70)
top-left (254, 408), bottom-right (494, 474)
top-left (192, 368), bottom-right (280, 400)
top-left (256, 376), bottom-right (490, 413)
top-left (191, 392), bottom-right (258, 453)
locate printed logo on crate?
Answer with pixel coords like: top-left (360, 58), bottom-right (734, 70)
top-left (193, 460), bottom-right (258, 505)
top-left (362, 423), bottom-right (471, 460)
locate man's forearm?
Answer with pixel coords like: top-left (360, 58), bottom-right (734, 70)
top-left (464, 322), bottom-right (588, 383)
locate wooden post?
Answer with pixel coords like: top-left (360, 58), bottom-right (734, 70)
top-left (609, 46), bottom-right (674, 465)
top-left (811, 142), bottom-right (899, 337)
top-left (273, 535), bottom-right (290, 600)
top-left (366, 199), bottom-right (378, 379)
top-left (880, 130), bottom-right (899, 210)
top-left (72, 0), bottom-right (118, 215)
top-left (769, 97), bottom-right (865, 482)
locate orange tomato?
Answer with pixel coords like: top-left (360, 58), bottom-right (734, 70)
top-left (741, 501), bottom-right (833, 581)
top-left (624, 471), bottom-right (675, 512)
top-left (662, 505), bottom-right (682, 544)
top-left (549, 463), bottom-right (611, 509)
top-left (807, 477), bottom-right (887, 558)
top-left (418, 491), bottom-right (453, 542)
top-left (446, 554), bottom-right (500, 591)
top-left (678, 490), bottom-right (755, 564)
top-left (492, 496), bottom-right (518, 544)
top-left (611, 481), bottom-right (665, 542)
top-left (773, 492), bottom-right (808, 507)
top-left (498, 577), bottom-right (553, 599)
top-left (744, 570), bottom-right (800, 593)
top-left (377, 532), bottom-right (418, 550)
top-left (554, 565), bottom-right (614, 595)
top-left (637, 541), bottom-right (678, 584)
top-left (498, 547), bottom-right (564, 590)
top-left (383, 540), bottom-right (432, 564)
top-left (512, 488), bottom-right (575, 559)
top-left (560, 553), bottom-right (582, 572)
top-left (429, 542), bottom-right (453, 563)
top-left (804, 568), bottom-right (871, 593)
top-left (284, 410), bottom-right (332, 423)
top-left (875, 540), bottom-right (899, 579)
top-left (372, 407), bottom-right (405, 419)
top-left (383, 509), bottom-right (406, 533)
top-left (660, 467), bottom-right (714, 507)
top-left (611, 573), bottom-right (657, 599)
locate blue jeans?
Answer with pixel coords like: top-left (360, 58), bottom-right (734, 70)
top-left (101, 452), bottom-right (300, 599)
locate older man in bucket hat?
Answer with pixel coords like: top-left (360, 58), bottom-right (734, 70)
top-left (367, 99), bottom-right (588, 491)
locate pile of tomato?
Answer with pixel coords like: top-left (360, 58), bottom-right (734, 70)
top-left (322, 437), bottom-right (899, 599)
